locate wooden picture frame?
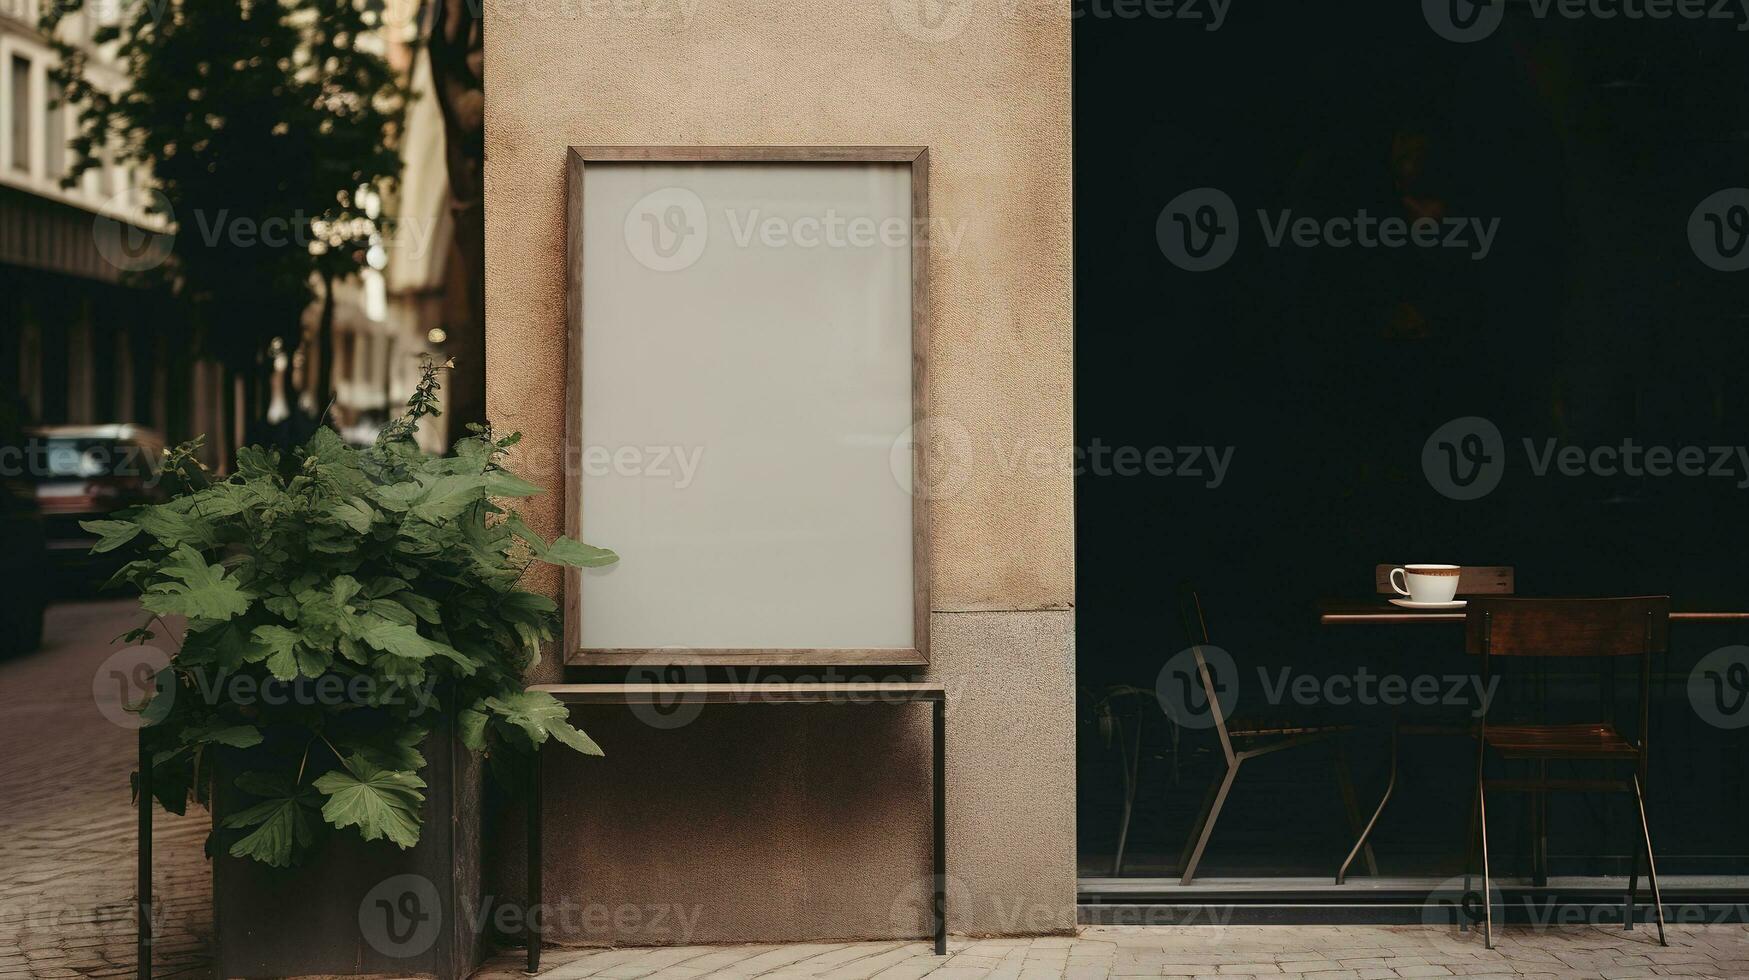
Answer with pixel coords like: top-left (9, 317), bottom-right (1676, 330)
top-left (563, 146), bottom-right (931, 667)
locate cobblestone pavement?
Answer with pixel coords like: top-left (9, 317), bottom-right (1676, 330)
top-left (0, 600), bottom-right (213, 979)
top-left (475, 925), bottom-right (1749, 980)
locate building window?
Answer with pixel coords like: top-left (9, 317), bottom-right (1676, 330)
top-left (339, 331), bottom-right (356, 382)
top-left (44, 81), bottom-right (65, 183)
top-left (9, 55), bottom-right (31, 174)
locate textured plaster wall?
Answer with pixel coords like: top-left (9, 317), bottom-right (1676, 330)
top-left (483, 0), bottom-right (1074, 944)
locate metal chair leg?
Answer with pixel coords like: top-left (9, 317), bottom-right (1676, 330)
top-left (1461, 784), bottom-right (1478, 932)
top-left (1630, 774), bottom-right (1667, 946)
top-left (1479, 776), bottom-right (1493, 949)
top-left (1625, 829), bottom-right (1639, 931)
top-left (1176, 768), bottom-right (1219, 874)
top-left (1112, 710), bottom-right (1143, 876)
top-left (1179, 759), bottom-right (1240, 886)
top-left (1531, 761), bottom-right (1549, 888)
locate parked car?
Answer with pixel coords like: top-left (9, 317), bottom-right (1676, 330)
top-left (0, 404), bottom-right (47, 654)
top-left (29, 424), bottom-right (168, 592)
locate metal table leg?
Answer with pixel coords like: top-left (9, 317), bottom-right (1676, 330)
top-left (1333, 742), bottom-right (1378, 878)
top-left (1337, 726), bottom-right (1396, 884)
top-left (138, 729), bottom-right (152, 980)
top-left (527, 743), bottom-right (543, 974)
top-left (932, 698), bottom-right (946, 956)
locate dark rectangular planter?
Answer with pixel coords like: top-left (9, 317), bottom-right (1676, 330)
top-left (211, 715), bottom-right (483, 979)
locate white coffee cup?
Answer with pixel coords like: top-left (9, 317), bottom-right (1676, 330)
top-left (1390, 564), bottom-right (1461, 603)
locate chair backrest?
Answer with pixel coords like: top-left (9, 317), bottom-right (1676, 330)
top-left (1464, 596), bottom-right (1670, 657)
top-left (1376, 564), bottom-right (1515, 596)
top-left (1179, 585), bottom-right (1213, 647)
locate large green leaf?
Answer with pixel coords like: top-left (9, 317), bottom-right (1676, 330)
top-left (233, 446), bottom-right (281, 480)
top-left (171, 483), bottom-right (251, 520)
top-left (312, 754), bottom-right (426, 849)
top-left (484, 691), bottom-right (603, 756)
top-left (504, 513), bottom-right (618, 569)
top-left (502, 513), bottom-right (549, 556)
top-left (484, 470), bottom-right (543, 498)
top-left (395, 591), bottom-right (442, 625)
top-left (374, 480), bottom-right (423, 513)
top-left (181, 719), bottom-right (263, 749)
top-left (303, 427), bottom-right (374, 496)
top-left (81, 519), bottom-right (142, 554)
top-left (140, 545), bottom-right (251, 621)
top-left (347, 727), bottom-right (428, 772)
top-left (458, 706), bottom-right (489, 752)
top-left (133, 505), bottom-right (219, 550)
top-left (542, 537), bottom-right (619, 568)
top-left (355, 619), bottom-right (436, 660)
top-left (178, 620), bottom-right (269, 670)
top-left (408, 474), bottom-right (488, 524)
top-left (222, 772), bottom-right (321, 868)
top-left (253, 624), bottom-right (330, 681)
top-left (325, 497), bottom-right (376, 533)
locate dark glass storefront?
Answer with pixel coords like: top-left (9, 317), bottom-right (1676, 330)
top-left (1074, 5), bottom-right (1749, 907)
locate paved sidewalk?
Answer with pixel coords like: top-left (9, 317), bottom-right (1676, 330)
top-left (476, 925), bottom-right (1749, 980)
top-left (0, 600), bottom-right (213, 979)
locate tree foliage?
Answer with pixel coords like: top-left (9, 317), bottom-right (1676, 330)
top-left (43, 0), bottom-right (406, 374)
top-left (95, 360), bottom-right (618, 867)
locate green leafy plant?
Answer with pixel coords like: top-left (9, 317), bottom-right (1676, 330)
top-left (92, 361), bottom-right (617, 867)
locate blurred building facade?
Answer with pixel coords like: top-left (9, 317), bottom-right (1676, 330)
top-left (0, 0), bottom-right (230, 456)
top-left (5, 0), bottom-right (471, 464)
top-left (297, 27), bottom-right (458, 454)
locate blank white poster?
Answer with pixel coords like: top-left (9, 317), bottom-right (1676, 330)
top-left (576, 161), bottom-right (916, 653)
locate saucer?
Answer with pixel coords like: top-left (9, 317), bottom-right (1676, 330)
top-left (1389, 598), bottom-right (1467, 610)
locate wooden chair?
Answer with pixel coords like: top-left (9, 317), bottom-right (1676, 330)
top-left (1169, 587), bottom-right (1375, 885)
top-left (1463, 596), bottom-right (1670, 949)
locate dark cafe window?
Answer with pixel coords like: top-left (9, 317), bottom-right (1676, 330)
top-left (1074, 9), bottom-right (1749, 896)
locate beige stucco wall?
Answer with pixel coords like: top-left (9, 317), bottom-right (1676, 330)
top-left (483, 0), bottom-right (1074, 944)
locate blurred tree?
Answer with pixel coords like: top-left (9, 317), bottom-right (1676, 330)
top-left (43, 0), bottom-right (406, 448)
top-left (425, 0), bottom-right (485, 440)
